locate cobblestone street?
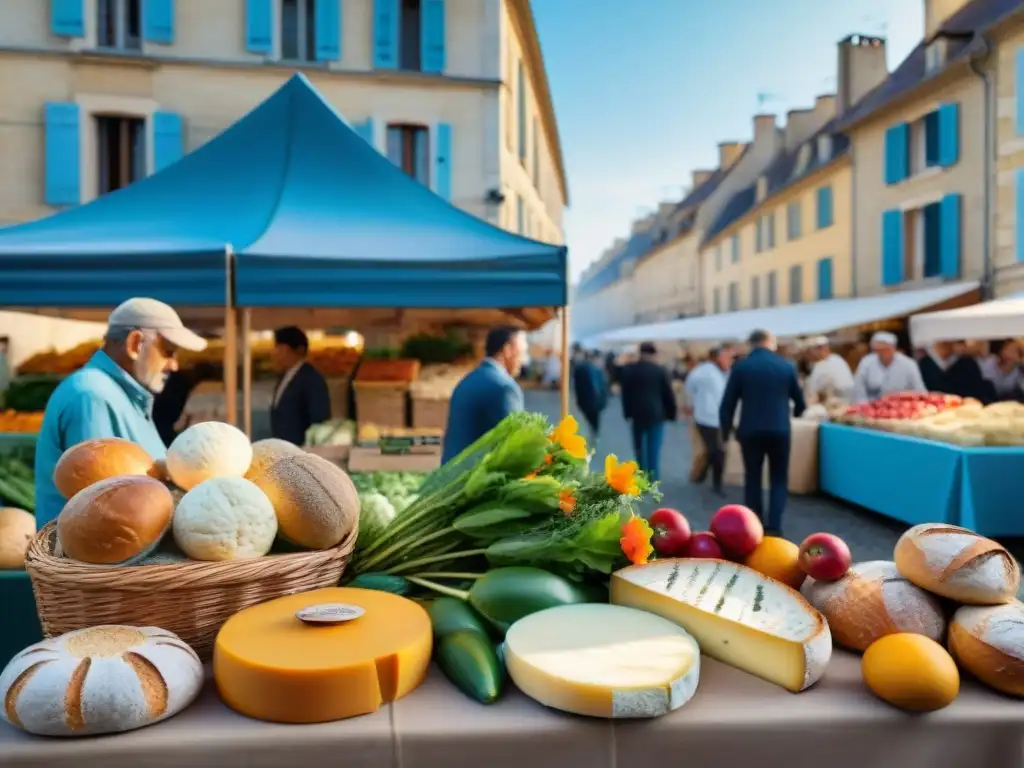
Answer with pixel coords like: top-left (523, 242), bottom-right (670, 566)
top-left (526, 388), bottom-right (908, 562)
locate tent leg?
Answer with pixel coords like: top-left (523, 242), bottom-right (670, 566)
top-left (224, 306), bottom-right (238, 426)
top-left (241, 308), bottom-right (253, 438)
top-left (560, 305), bottom-right (570, 419)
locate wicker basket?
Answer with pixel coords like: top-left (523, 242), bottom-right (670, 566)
top-left (353, 381), bottom-right (408, 428)
top-left (24, 523), bottom-right (357, 660)
top-left (411, 395), bottom-right (450, 430)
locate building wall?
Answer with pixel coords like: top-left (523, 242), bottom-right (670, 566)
top-left (633, 232), bottom-right (700, 321)
top-left (992, 23), bottom-right (1024, 297)
top-left (702, 162), bottom-right (853, 312)
top-left (848, 73), bottom-right (986, 296)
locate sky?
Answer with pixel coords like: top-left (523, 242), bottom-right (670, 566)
top-left (530, 0), bottom-right (926, 284)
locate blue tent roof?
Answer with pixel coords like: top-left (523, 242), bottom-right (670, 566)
top-left (0, 73), bottom-right (567, 311)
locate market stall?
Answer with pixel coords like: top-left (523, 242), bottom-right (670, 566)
top-left (910, 291), bottom-right (1024, 344)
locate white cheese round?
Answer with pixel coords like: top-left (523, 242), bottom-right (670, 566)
top-left (172, 476), bottom-right (277, 561)
top-left (166, 421), bottom-right (253, 491)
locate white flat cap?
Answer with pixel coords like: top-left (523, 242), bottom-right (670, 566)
top-left (870, 331), bottom-right (897, 347)
top-left (108, 298), bottom-right (208, 352)
top-left (806, 336), bottom-right (829, 348)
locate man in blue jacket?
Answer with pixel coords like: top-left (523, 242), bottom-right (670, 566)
top-left (34, 298), bottom-right (208, 526)
top-left (719, 329), bottom-right (806, 536)
top-left (572, 348), bottom-right (607, 444)
top-left (442, 326), bottom-right (526, 463)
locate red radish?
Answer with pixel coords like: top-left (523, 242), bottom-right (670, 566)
top-left (798, 532), bottom-right (852, 581)
top-left (684, 532), bottom-right (723, 559)
top-left (649, 508), bottom-right (692, 557)
top-left (709, 504), bottom-right (764, 559)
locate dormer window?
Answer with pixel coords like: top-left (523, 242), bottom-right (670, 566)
top-left (756, 176), bottom-right (767, 202)
top-left (793, 145), bottom-right (811, 177)
top-left (925, 37), bottom-right (947, 73)
top-left (817, 134), bottom-right (833, 163)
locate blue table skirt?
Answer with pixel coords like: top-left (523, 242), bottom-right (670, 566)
top-left (0, 569), bottom-right (43, 667)
top-left (819, 424), bottom-right (1024, 536)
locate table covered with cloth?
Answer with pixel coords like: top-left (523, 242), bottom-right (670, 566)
top-left (2, 653), bottom-right (1022, 768)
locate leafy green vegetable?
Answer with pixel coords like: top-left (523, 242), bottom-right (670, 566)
top-left (356, 492), bottom-right (396, 550)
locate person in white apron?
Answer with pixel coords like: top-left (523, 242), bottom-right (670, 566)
top-left (852, 331), bottom-right (927, 403)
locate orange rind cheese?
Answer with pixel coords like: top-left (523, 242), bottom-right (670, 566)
top-left (213, 587), bottom-right (432, 723)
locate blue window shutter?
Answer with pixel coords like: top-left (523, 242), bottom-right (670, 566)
top-left (939, 194), bottom-right (962, 279)
top-left (817, 257), bottom-right (833, 300)
top-left (881, 209), bottom-right (904, 286)
top-left (884, 123), bottom-right (909, 184)
top-left (152, 111), bottom-right (183, 173)
top-left (314, 0), bottom-right (341, 61)
top-left (51, 0), bottom-right (84, 37)
top-left (1016, 49), bottom-right (1024, 136)
top-left (1017, 170), bottom-right (1024, 262)
top-left (434, 123), bottom-right (452, 200)
top-left (421, 0), bottom-right (446, 73)
top-left (143, 0), bottom-right (174, 43)
top-left (816, 186), bottom-right (833, 228)
top-left (937, 103), bottom-right (959, 168)
top-left (245, 0), bottom-right (272, 54)
top-left (354, 118), bottom-right (375, 148)
top-left (373, 0), bottom-right (399, 69)
top-left (44, 102), bottom-right (80, 207)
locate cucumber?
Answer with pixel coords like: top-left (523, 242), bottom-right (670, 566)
top-left (346, 573), bottom-right (412, 595)
top-left (426, 597), bottom-right (489, 639)
top-left (435, 629), bottom-right (505, 704)
top-left (467, 567), bottom-right (590, 636)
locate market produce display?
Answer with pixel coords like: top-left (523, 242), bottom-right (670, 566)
top-left (0, 507), bottom-right (34, 569)
top-left (0, 445), bottom-right (35, 513)
top-left (0, 625), bottom-right (203, 736)
top-left (165, 421), bottom-right (253, 491)
top-left (172, 476), bottom-right (278, 561)
top-left (948, 602), bottom-right (1024, 697)
top-left (304, 419), bottom-right (355, 448)
top-left (53, 437), bottom-right (159, 499)
top-left (861, 633), bottom-right (961, 712)
top-left (0, 410), bottom-right (43, 434)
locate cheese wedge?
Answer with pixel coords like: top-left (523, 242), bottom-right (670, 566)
top-left (611, 558), bottom-right (831, 692)
top-left (503, 604), bottom-right (699, 718)
top-left (213, 587), bottom-right (432, 723)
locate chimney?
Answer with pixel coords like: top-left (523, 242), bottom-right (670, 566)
top-left (814, 93), bottom-right (837, 120)
top-left (836, 34), bottom-right (888, 115)
top-left (783, 109), bottom-right (817, 151)
top-left (924, 0), bottom-right (972, 39)
top-left (752, 114), bottom-right (779, 148)
top-left (717, 142), bottom-right (745, 168)
top-left (691, 169), bottom-right (714, 188)
top-left (657, 201), bottom-right (676, 218)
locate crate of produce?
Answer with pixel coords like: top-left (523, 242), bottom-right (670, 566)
top-left (326, 376), bottom-right (351, 420)
top-left (353, 382), bottom-right (409, 428)
top-left (355, 358), bottom-right (420, 383)
top-left (411, 396), bottom-right (450, 430)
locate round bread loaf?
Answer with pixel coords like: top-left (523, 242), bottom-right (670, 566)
top-left (57, 476), bottom-right (174, 565)
top-left (0, 508), bottom-right (35, 569)
top-left (248, 452), bottom-right (358, 549)
top-left (172, 476), bottom-right (277, 561)
top-left (166, 421), bottom-right (253, 491)
top-left (53, 438), bottom-right (157, 500)
top-left (801, 560), bottom-right (946, 651)
top-left (0, 625), bottom-right (202, 736)
top-left (948, 602), bottom-right (1024, 697)
top-left (245, 438), bottom-right (302, 482)
top-left (894, 523), bottom-right (1019, 604)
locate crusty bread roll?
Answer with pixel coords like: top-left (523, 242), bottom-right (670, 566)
top-left (0, 508), bottom-right (35, 569)
top-left (0, 625), bottom-right (202, 736)
top-left (949, 602), bottom-right (1024, 697)
top-left (57, 476), bottom-right (174, 565)
top-left (801, 560), bottom-right (946, 651)
top-left (894, 523), bottom-right (1020, 605)
top-left (245, 438), bottom-right (303, 482)
top-left (53, 438), bottom-right (157, 500)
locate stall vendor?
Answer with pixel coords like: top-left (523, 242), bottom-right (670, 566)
top-left (804, 336), bottom-right (854, 402)
top-left (851, 331), bottom-right (926, 403)
top-left (34, 298), bottom-right (208, 526)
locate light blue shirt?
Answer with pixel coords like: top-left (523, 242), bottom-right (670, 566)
top-left (34, 351), bottom-right (167, 527)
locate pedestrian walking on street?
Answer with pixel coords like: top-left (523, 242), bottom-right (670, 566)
top-left (619, 342), bottom-right (676, 481)
top-left (572, 349), bottom-right (607, 444)
top-left (685, 346), bottom-right (733, 496)
top-left (719, 329), bottom-right (805, 536)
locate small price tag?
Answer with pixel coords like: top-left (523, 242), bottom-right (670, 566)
top-left (296, 604), bottom-right (365, 625)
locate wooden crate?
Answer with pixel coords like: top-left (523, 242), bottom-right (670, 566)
top-left (347, 445), bottom-right (441, 473)
top-left (411, 396), bottom-right (450, 430)
top-left (326, 376), bottom-right (351, 420)
top-left (353, 382), bottom-right (408, 428)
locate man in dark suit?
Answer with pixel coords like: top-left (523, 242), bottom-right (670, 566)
top-left (269, 326), bottom-right (331, 446)
top-left (719, 329), bottom-right (806, 536)
top-left (619, 342), bottom-right (677, 481)
top-left (442, 326), bottom-right (526, 463)
top-left (572, 348), bottom-right (608, 444)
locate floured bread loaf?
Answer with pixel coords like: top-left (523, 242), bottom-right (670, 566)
top-left (0, 625), bottom-right (203, 736)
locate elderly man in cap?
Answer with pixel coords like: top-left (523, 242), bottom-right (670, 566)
top-left (804, 336), bottom-right (854, 402)
top-left (34, 298), bottom-right (208, 526)
top-left (851, 331), bottom-right (925, 404)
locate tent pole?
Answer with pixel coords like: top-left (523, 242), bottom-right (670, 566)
top-left (559, 305), bottom-right (570, 419)
top-left (223, 247), bottom-right (238, 426)
top-left (241, 308), bottom-right (253, 438)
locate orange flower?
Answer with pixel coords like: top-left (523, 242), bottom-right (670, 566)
top-left (605, 454), bottom-right (640, 496)
top-left (620, 516), bottom-right (654, 565)
top-left (523, 471), bottom-right (538, 481)
top-left (550, 415), bottom-right (588, 459)
top-left (544, 453), bottom-right (553, 466)
top-left (558, 489), bottom-right (576, 515)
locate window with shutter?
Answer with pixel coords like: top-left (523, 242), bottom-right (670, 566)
top-left (789, 265), bottom-right (803, 304)
top-left (97, 0), bottom-right (141, 50)
top-left (766, 271), bottom-right (777, 307)
top-left (731, 233), bottom-right (740, 263)
top-left (817, 257), bottom-right (833, 300)
top-left (713, 287), bottom-right (721, 314)
top-left (750, 276), bottom-right (760, 308)
top-left (816, 186), bottom-right (833, 229)
top-left (787, 201), bottom-right (802, 241)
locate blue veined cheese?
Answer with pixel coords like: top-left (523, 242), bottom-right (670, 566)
top-left (503, 604), bottom-right (699, 718)
top-left (611, 558), bottom-right (831, 692)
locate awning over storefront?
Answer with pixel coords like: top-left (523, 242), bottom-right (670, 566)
top-left (910, 291), bottom-right (1024, 345)
top-left (592, 282), bottom-right (979, 345)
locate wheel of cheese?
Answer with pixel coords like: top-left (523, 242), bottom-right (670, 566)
top-left (801, 561), bottom-right (946, 652)
top-left (214, 587), bottom-right (432, 723)
top-left (0, 508), bottom-right (35, 569)
top-left (503, 604), bottom-right (700, 718)
top-left (0, 626), bottom-right (202, 736)
top-left (948, 602), bottom-right (1024, 697)
top-left (894, 523), bottom-right (1020, 604)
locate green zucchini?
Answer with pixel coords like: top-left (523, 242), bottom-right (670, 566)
top-left (346, 573), bottom-right (412, 595)
top-left (466, 567), bottom-right (590, 636)
top-left (426, 597), bottom-right (489, 639)
top-left (435, 629), bottom-right (504, 704)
